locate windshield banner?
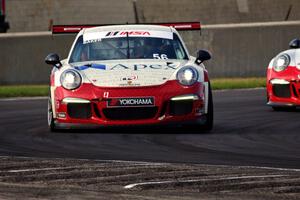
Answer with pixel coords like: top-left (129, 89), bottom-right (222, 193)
top-left (83, 30), bottom-right (173, 44)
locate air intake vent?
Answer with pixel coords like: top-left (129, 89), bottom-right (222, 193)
top-left (272, 84), bottom-right (291, 98)
top-left (103, 107), bottom-right (158, 120)
top-left (67, 103), bottom-right (92, 119)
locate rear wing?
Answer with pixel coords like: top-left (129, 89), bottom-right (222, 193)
top-left (52, 22), bottom-right (201, 34)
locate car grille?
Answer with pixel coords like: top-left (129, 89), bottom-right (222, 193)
top-left (103, 107), bottom-right (158, 120)
top-left (291, 84), bottom-right (299, 98)
top-left (169, 99), bottom-right (193, 116)
top-left (67, 103), bottom-right (92, 119)
top-left (272, 84), bottom-right (291, 98)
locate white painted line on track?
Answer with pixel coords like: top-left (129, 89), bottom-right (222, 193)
top-left (202, 164), bottom-right (300, 172)
top-left (124, 174), bottom-right (289, 189)
top-left (1, 156), bottom-right (299, 173)
top-left (238, 165), bottom-right (300, 172)
top-left (0, 155), bottom-right (166, 166)
top-left (5, 163), bottom-right (164, 173)
top-left (7, 166), bottom-right (78, 173)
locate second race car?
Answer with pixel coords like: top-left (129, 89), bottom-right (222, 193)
top-left (267, 38), bottom-right (300, 110)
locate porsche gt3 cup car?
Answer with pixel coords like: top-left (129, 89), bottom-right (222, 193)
top-left (45, 22), bottom-right (213, 131)
top-left (267, 38), bottom-right (300, 110)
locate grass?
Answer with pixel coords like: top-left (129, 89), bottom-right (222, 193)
top-left (211, 77), bottom-right (266, 90)
top-left (0, 85), bottom-right (49, 98)
top-left (0, 77), bottom-right (266, 98)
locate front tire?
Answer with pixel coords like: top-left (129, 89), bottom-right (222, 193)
top-left (201, 83), bottom-right (214, 131)
top-left (272, 106), bottom-right (296, 111)
top-left (48, 96), bottom-right (58, 132)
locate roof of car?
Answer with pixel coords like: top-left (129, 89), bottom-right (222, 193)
top-left (81, 24), bottom-right (174, 35)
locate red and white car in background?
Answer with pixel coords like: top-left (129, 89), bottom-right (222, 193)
top-left (267, 38), bottom-right (300, 110)
top-left (45, 22), bottom-right (213, 131)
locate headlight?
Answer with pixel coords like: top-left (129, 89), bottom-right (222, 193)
top-left (60, 70), bottom-right (82, 90)
top-left (176, 66), bottom-right (198, 86)
top-left (273, 54), bottom-right (290, 72)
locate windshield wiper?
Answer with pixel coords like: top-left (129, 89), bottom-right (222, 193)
top-left (126, 32), bottom-right (130, 59)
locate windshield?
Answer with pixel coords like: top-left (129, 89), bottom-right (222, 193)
top-left (69, 33), bottom-right (188, 63)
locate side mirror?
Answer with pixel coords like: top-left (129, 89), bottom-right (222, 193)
top-left (289, 38), bottom-right (300, 49)
top-left (195, 50), bottom-right (211, 65)
top-left (45, 53), bottom-right (62, 67)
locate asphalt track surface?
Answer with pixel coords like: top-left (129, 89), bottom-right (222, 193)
top-left (0, 88), bottom-right (299, 169)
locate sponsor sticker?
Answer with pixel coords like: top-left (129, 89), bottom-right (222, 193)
top-left (119, 83), bottom-right (141, 86)
top-left (83, 32), bottom-right (106, 44)
top-left (107, 97), bottom-right (155, 107)
top-left (110, 62), bottom-right (177, 70)
top-left (75, 64), bottom-right (106, 70)
top-left (120, 75), bottom-right (138, 81)
top-left (83, 30), bottom-right (173, 44)
top-left (106, 31), bottom-right (150, 37)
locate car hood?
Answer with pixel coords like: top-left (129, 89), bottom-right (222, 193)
top-left (71, 60), bottom-right (188, 87)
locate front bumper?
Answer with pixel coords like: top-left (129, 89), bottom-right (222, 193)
top-left (267, 67), bottom-right (300, 106)
top-left (53, 81), bottom-right (207, 126)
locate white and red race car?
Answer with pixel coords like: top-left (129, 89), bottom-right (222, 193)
top-left (45, 22), bottom-right (213, 131)
top-left (267, 38), bottom-right (300, 110)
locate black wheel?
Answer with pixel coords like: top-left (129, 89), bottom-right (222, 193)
top-left (272, 106), bottom-right (281, 111)
top-left (272, 106), bottom-right (296, 111)
top-left (48, 96), bottom-right (58, 132)
top-left (201, 83), bottom-right (214, 131)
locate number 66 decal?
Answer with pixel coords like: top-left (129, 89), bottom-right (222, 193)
top-left (153, 54), bottom-right (168, 59)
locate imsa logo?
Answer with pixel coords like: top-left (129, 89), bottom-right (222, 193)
top-left (106, 31), bottom-right (151, 37)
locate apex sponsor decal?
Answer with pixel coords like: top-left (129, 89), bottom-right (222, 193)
top-left (110, 62), bottom-right (177, 70)
top-left (73, 63), bottom-right (177, 71)
top-left (107, 97), bottom-right (155, 107)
